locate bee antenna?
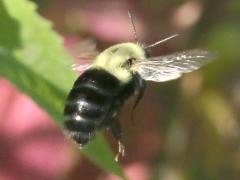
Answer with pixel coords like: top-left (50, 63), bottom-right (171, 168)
top-left (128, 11), bottom-right (140, 44)
top-left (145, 34), bottom-right (178, 49)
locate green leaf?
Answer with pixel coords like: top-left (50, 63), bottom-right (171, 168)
top-left (0, 0), bottom-right (125, 178)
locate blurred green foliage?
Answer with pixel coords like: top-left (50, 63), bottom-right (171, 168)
top-left (0, 0), bottom-right (124, 178)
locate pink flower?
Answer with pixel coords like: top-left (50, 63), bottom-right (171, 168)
top-left (0, 78), bottom-right (74, 180)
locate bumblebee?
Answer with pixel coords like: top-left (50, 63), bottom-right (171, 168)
top-left (63, 13), bottom-right (214, 161)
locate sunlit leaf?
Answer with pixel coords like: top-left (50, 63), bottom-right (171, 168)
top-left (0, 0), bottom-right (124, 178)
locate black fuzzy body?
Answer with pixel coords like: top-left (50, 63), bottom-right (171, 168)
top-left (63, 68), bottom-right (145, 146)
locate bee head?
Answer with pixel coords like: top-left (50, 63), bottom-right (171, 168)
top-left (93, 42), bottom-right (146, 83)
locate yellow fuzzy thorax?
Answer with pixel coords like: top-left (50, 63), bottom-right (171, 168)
top-left (92, 42), bottom-right (146, 83)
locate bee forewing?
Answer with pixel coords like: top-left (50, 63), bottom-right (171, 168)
top-left (72, 62), bottom-right (92, 74)
top-left (133, 49), bottom-right (215, 82)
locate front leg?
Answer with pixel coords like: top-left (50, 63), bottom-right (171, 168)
top-left (131, 73), bottom-right (146, 124)
top-left (117, 73), bottom-right (146, 123)
top-left (132, 73), bottom-right (146, 110)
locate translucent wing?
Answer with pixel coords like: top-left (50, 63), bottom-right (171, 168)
top-left (68, 38), bottom-right (98, 74)
top-left (72, 60), bottom-right (92, 74)
top-left (132, 49), bottom-right (215, 82)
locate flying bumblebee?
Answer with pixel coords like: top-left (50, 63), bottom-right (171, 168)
top-left (63, 12), bottom-right (215, 161)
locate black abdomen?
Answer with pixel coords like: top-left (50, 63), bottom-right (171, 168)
top-left (63, 69), bottom-right (122, 146)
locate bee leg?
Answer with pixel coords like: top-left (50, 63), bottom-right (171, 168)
top-left (115, 141), bottom-right (125, 162)
top-left (110, 119), bottom-right (125, 161)
top-left (131, 73), bottom-right (146, 125)
top-left (110, 118), bottom-right (123, 139)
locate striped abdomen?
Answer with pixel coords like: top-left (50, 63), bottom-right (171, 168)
top-left (63, 69), bottom-right (122, 146)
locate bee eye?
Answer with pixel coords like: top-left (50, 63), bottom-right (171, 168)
top-left (122, 58), bottom-right (135, 68)
top-left (128, 58), bottom-right (134, 66)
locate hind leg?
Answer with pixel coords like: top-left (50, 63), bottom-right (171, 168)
top-left (110, 117), bottom-right (122, 139)
top-left (110, 119), bottom-right (125, 161)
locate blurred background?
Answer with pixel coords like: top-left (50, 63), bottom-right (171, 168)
top-left (1, 0), bottom-right (240, 179)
